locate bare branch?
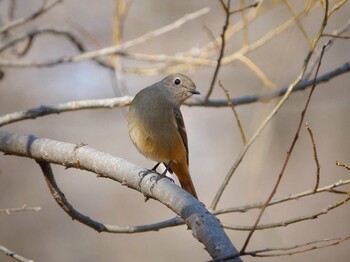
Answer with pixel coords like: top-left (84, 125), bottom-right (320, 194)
top-left (336, 161), bottom-right (350, 171)
top-left (0, 204), bottom-right (41, 214)
top-left (205, 0), bottom-right (231, 100)
top-left (214, 178), bottom-right (350, 215)
top-left (305, 122), bottom-right (321, 191)
top-left (219, 81), bottom-right (247, 145)
top-left (209, 1), bottom-right (332, 210)
top-left (321, 33), bottom-right (350, 39)
top-left (0, 96), bottom-right (132, 127)
top-left (0, 26), bottom-right (113, 69)
top-left (240, 235), bottom-right (350, 258)
top-left (240, 36), bottom-right (331, 253)
top-left (0, 129), bottom-right (241, 261)
top-left (222, 195), bottom-right (350, 231)
top-left (188, 62), bottom-right (350, 107)
top-left (0, 244), bottom-right (34, 262)
top-left (0, 7), bottom-right (210, 68)
top-left (37, 160), bottom-right (185, 233)
top-left (0, 0), bottom-right (62, 34)
top-left (1, 62), bottom-right (348, 128)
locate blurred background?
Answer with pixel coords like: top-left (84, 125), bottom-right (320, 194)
top-left (0, 0), bottom-right (350, 261)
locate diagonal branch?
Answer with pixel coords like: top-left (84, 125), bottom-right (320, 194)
top-left (240, 37), bottom-right (330, 253)
top-left (0, 129), bottom-right (241, 261)
top-left (0, 244), bottom-right (34, 262)
top-left (0, 7), bottom-right (210, 68)
top-left (0, 0), bottom-right (62, 34)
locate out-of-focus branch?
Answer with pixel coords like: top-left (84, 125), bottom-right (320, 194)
top-left (0, 7), bottom-right (210, 68)
top-left (0, 0), bottom-right (62, 34)
top-left (0, 129), bottom-right (241, 261)
top-left (0, 204), bottom-right (41, 214)
top-left (190, 62), bottom-right (349, 107)
top-left (204, 1), bottom-right (258, 100)
top-left (0, 26), bottom-right (113, 69)
top-left (0, 244), bottom-right (34, 262)
top-left (210, 0), bottom-right (332, 211)
top-left (240, 33), bottom-right (330, 253)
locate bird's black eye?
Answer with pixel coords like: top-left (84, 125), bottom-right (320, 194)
top-left (173, 78), bottom-right (181, 85)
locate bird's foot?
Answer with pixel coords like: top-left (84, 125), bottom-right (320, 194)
top-left (138, 169), bottom-right (157, 188)
top-left (149, 171), bottom-right (175, 193)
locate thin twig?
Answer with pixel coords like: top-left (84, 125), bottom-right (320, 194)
top-left (336, 161), bottom-right (350, 171)
top-left (213, 178), bottom-right (350, 215)
top-left (209, 235), bottom-right (350, 261)
top-left (284, 0), bottom-right (313, 47)
top-left (0, 26), bottom-right (113, 69)
top-left (205, 0), bottom-right (231, 101)
top-left (0, 204), bottom-right (41, 214)
top-left (321, 33), bottom-right (350, 39)
top-left (305, 122), bottom-right (321, 191)
top-left (0, 7), bottom-right (209, 68)
top-left (219, 81), bottom-right (247, 145)
top-left (240, 15), bottom-right (331, 252)
top-left (236, 54), bottom-right (276, 88)
top-left (0, 244), bottom-right (34, 262)
top-left (188, 62), bottom-right (350, 107)
top-left (209, 0), bottom-right (330, 212)
top-left (244, 235), bottom-right (350, 258)
top-left (222, 195), bottom-right (350, 231)
top-left (0, 0), bottom-right (62, 34)
top-left (1, 62), bottom-right (348, 128)
top-left (305, 19), bottom-right (350, 80)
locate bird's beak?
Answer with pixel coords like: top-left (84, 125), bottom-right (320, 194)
top-left (189, 89), bottom-right (200, 95)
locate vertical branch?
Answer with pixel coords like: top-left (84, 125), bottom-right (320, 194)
top-left (285, 0), bottom-right (313, 47)
top-left (240, 39), bottom-right (331, 254)
top-left (240, 0), bottom-right (249, 47)
top-left (305, 122), bottom-right (320, 192)
top-left (204, 1), bottom-right (258, 101)
top-left (112, 0), bottom-right (129, 97)
top-left (209, 0), bottom-right (329, 211)
top-left (204, 0), bottom-right (231, 101)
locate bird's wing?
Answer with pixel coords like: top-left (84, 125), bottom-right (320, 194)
top-left (173, 107), bottom-right (189, 165)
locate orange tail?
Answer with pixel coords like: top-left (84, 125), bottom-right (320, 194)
top-left (171, 162), bottom-right (198, 199)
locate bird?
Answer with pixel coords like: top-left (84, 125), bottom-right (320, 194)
top-left (127, 74), bottom-right (199, 199)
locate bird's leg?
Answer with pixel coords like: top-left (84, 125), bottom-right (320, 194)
top-left (150, 161), bottom-right (175, 190)
top-left (138, 162), bottom-right (161, 188)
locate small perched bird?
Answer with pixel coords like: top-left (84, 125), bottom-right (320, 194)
top-left (127, 74), bottom-right (199, 199)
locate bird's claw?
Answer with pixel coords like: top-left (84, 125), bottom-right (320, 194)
top-left (138, 166), bottom-right (174, 194)
top-left (138, 169), bottom-right (156, 188)
top-left (149, 173), bottom-right (174, 193)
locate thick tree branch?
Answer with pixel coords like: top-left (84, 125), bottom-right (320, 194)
top-left (0, 129), bottom-right (241, 261)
